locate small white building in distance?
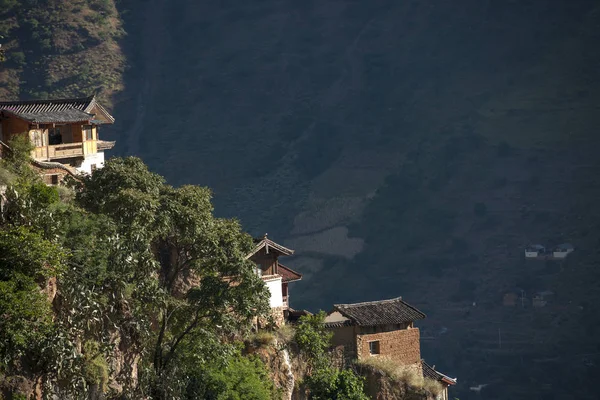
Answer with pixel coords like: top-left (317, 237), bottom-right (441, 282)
top-left (553, 243), bottom-right (574, 259)
top-left (525, 244), bottom-right (545, 258)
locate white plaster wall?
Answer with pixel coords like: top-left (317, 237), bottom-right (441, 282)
top-left (264, 276), bottom-right (283, 308)
top-left (76, 152), bottom-right (106, 175)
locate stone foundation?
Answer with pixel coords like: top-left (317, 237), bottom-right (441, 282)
top-left (257, 306), bottom-right (286, 329)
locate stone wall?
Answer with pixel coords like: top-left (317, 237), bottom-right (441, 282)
top-left (257, 306), bottom-right (285, 329)
top-left (271, 306), bottom-right (285, 327)
top-left (356, 328), bottom-right (421, 365)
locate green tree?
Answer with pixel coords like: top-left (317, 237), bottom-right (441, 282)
top-left (182, 351), bottom-right (278, 400)
top-left (304, 368), bottom-right (369, 400)
top-left (0, 275), bottom-right (53, 365)
top-left (0, 156), bottom-right (272, 398)
top-left (294, 311), bottom-right (332, 370)
top-left (75, 157), bottom-right (271, 394)
top-left (0, 227), bottom-right (63, 366)
top-left (0, 135), bottom-right (35, 179)
top-left (294, 311), bottom-right (368, 400)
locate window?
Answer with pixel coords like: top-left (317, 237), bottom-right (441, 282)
top-left (50, 175), bottom-right (59, 185)
top-left (84, 125), bottom-right (93, 141)
top-left (90, 164), bottom-right (97, 172)
top-left (369, 341), bottom-right (380, 355)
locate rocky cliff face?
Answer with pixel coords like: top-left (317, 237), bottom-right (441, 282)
top-left (252, 340), bottom-right (439, 400)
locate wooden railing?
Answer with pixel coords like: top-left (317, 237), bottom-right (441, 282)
top-left (33, 143), bottom-right (85, 160)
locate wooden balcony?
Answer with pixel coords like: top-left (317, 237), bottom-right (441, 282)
top-left (32, 142), bottom-right (88, 161)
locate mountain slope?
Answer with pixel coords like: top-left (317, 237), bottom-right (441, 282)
top-left (107, 1), bottom-right (600, 399)
top-left (0, 0), bottom-right (125, 105)
top-left (2, 0), bottom-right (600, 398)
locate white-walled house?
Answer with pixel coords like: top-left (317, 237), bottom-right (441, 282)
top-left (246, 234), bottom-right (302, 325)
top-left (525, 244), bottom-right (545, 258)
top-left (553, 243), bottom-right (574, 259)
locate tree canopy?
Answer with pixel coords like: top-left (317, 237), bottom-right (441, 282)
top-left (0, 154), bottom-right (273, 399)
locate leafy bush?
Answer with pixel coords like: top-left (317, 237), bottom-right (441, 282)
top-left (294, 312), bottom-right (369, 399)
top-left (82, 341), bottom-right (109, 392)
top-left (0, 275), bottom-right (53, 363)
top-left (294, 311), bottom-right (332, 369)
top-left (184, 353), bottom-right (278, 400)
top-left (2, 136), bottom-right (34, 178)
top-left (0, 165), bottom-right (16, 185)
top-left (305, 367), bottom-right (369, 400)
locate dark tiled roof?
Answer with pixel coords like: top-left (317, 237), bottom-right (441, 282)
top-left (278, 263), bottom-right (302, 283)
top-left (247, 234), bottom-right (294, 258)
top-left (286, 308), bottom-right (312, 323)
top-left (324, 319), bottom-right (354, 328)
top-left (1, 108), bottom-right (94, 124)
top-left (97, 140), bottom-right (116, 151)
top-left (334, 297), bottom-right (426, 326)
top-left (422, 360), bottom-right (457, 385)
top-left (0, 95), bottom-right (114, 124)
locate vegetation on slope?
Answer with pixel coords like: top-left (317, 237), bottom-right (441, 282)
top-left (0, 0), bottom-right (125, 104)
top-left (0, 141), bottom-right (276, 399)
top-left (294, 311), bottom-right (369, 400)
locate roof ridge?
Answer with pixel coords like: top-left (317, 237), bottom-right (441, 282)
top-left (335, 296), bottom-right (404, 308)
top-left (246, 236), bottom-right (295, 258)
top-left (0, 95), bottom-right (94, 106)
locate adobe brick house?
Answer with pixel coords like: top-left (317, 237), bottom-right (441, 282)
top-left (325, 297), bottom-right (456, 397)
top-left (422, 360), bottom-right (457, 400)
top-left (0, 96), bottom-right (115, 177)
top-left (324, 297), bottom-right (426, 365)
top-left (246, 234), bottom-right (302, 325)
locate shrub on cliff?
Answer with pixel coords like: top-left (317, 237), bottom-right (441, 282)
top-left (304, 367), bottom-right (369, 400)
top-left (294, 311), bottom-right (368, 400)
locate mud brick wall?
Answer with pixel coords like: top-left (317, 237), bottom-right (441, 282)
top-left (356, 328), bottom-right (421, 365)
top-left (31, 166), bottom-right (71, 185)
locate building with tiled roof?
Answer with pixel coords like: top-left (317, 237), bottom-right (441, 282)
top-left (422, 360), bottom-right (457, 400)
top-left (330, 297), bottom-right (426, 327)
top-left (247, 234), bottom-right (302, 326)
top-left (324, 297), bottom-right (426, 365)
top-left (0, 95), bottom-right (115, 179)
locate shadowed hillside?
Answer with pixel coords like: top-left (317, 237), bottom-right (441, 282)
top-left (108, 1), bottom-right (600, 398)
top-left (2, 0), bottom-right (600, 398)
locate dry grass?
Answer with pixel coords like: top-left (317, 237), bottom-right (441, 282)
top-left (250, 331), bottom-right (276, 348)
top-left (275, 324), bottom-right (295, 345)
top-left (422, 378), bottom-right (444, 396)
top-left (356, 357), bottom-right (424, 388)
